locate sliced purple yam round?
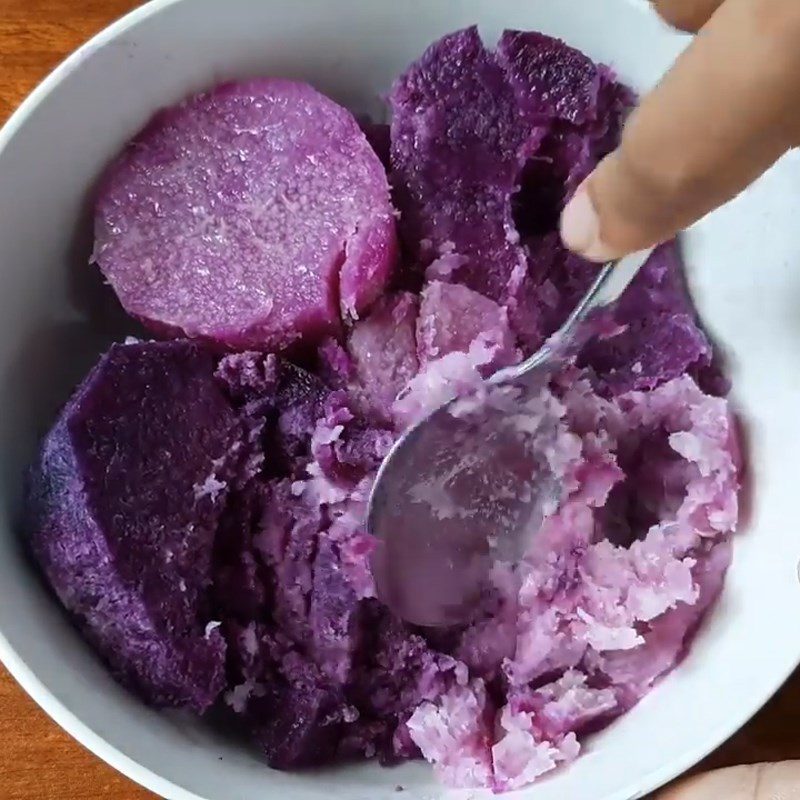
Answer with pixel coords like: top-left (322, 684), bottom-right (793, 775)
top-left (26, 340), bottom-right (245, 711)
top-left (94, 80), bottom-right (398, 351)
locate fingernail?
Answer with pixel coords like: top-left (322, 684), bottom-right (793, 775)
top-left (560, 186), bottom-right (616, 262)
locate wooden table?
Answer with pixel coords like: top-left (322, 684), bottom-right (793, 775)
top-left (1, 1), bottom-right (799, 798)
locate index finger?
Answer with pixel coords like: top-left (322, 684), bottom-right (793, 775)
top-left (652, 0), bottom-right (726, 32)
top-left (562, 0), bottom-right (800, 260)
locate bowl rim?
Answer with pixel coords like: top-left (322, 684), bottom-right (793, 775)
top-left (1, 2), bottom-right (798, 799)
top-left (0, 5), bottom-right (206, 797)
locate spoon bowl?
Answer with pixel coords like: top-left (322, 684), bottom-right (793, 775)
top-left (368, 249), bottom-right (653, 626)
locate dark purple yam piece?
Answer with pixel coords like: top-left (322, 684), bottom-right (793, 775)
top-left (497, 30), bottom-right (633, 139)
top-left (220, 488), bottom-right (434, 767)
top-left (212, 483), bottom-right (269, 621)
top-left (225, 625), bottom-right (352, 770)
top-left (498, 31), bottom-right (633, 235)
top-left (220, 550), bottom-right (359, 769)
top-left (254, 480), bottom-right (324, 650)
top-left (390, 28), bottom-right (631, 307)
top-left (252, 652), bottom-right (349, 770)
top-left (216, 352), bottom-right (329, 475)
top-left (390, 27), bottom-right (528, 302)
top-left (95, 80), bottom-right (398, 351)
top-left (343, 605), bottom-right (465, 763)
top-left (26, 340), bottom-right (243, 711)
top-left (507, 235), bottom-right (714, 396)
top-left (507, 232), bottom-right (601, 349)
top-left (497, 30), bottom-right (608, 126)
top-left (312, 392), bottom-right (394, 486)
top-left (578, 241), bottom-right (713, 395)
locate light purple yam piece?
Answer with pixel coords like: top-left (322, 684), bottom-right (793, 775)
top-left (26, 340), bottom-right (244, 711)
top-left (94, 80), bottom-right (398, 351)
top-left (417, 281), bottom-right (518, 370)
top-left (347, 292), bottom-right (420, 416)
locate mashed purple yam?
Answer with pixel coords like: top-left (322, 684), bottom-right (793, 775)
top-left (27, 26), bottom-right (740, 794)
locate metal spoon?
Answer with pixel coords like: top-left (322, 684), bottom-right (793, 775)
top-left (367, 249), bottom-right (654, 627)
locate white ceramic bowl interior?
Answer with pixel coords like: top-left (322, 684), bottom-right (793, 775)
top-left (2, 1), bottom-right (800, 799)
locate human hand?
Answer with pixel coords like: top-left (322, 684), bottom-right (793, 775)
top-left (654, 762), bottom-right (800, 799)
top-left (560, 0), bottom-right (800, 260)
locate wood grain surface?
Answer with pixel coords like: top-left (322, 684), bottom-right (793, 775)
top-left (1, 1), bottom-right (799, 798)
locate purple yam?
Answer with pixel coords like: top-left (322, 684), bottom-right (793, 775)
top-left (216, 352), bottom-right (330, 474)
top-left (256, 479), bottom-right (323, 650)
top-left (390, 28), bottom-right (630, 306)
top-left (506, 235), bottom-right (715, 395)
top-left (26, 340), bottom-right (243, 711)
top-left (253, 653), bottom-right (348, 769)
top-left (312, 392), bottom-right (394, 485)
top-left (94, 79), bottom-right (398, 351)
top-left (507, 232), bottom-right (600, 349)
top-left (212, 483), bottom-right (269, 620)
top-left (225, 624), bottom-right (352, 770)
top-left (345, 606), bottom-right (455, 762)
top-left (390, 27), bottom-right (529, 301)
top-left (498, 31), bottom-right (633, 235)
top-left (578, 242), bottom-right (713, 395)
top-left (310, 535), bottom-right (362, 684)
top-left (224, 623), bottom-right (353, 769)
top-left (497, 30), bottom-right (611, 126)
top-left (316, 338), bottom-right (355, 389)
top-left (417, 281), bottom-right (518, 369)
top-left (497, 30), bottom-right (632, 147)
top-left (347, 292), bottom-right (419, 415)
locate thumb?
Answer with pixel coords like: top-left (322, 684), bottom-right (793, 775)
top-left (560, 0), bottom-right (800, 261)
top-left (656, 762), bottom-right (800, 799)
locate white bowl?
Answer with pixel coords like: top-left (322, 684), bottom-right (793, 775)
top-left (1, 1), bottom-right (799, 798)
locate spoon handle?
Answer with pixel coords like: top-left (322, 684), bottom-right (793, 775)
top-left (588, 248), bottom-right (655, 309)
top-left (492, 248), bottom-right (655, 384)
